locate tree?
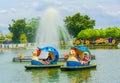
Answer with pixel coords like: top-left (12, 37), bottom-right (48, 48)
top-left (77, 29), bottom-right (100, 40)
top-left (8, 19), bottom-right (26, 43)
top-left (64, 12), bottom-right (95, 37)
top-left (5, 32), bottom-right (13, 43)
top-left (105, 27), bottom-right (120, 39)
top-left (0, 31), bottom-right (5, 43)
top-left (19, 33), bottom-right (27, 43)
top-left (8, 17), bottom-right (40, 43)
top-left (98, 29), bottom-right (106, 38)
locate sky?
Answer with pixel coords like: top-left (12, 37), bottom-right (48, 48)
top-left (0, 0), bottom-right (120, 34)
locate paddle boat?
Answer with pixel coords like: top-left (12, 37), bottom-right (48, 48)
top-left (25, 46), bottom-right (63, 70)
top-left (61, 46), bottom-right (97, 71)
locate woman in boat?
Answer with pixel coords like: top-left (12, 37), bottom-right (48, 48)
top-left (42, 52), bottom-right (53, 64)
top-left (80, 52), bottom-right (90, 65)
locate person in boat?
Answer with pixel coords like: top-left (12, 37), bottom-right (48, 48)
top-left (80, 52), bottom-right (90, 65)
top-left (42, 52), bottom-right (53, 64)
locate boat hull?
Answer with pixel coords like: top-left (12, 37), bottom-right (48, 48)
top-left (25, 64), bottom-right (63, 70)
top-left (61, 64), bottom-right (97, 71)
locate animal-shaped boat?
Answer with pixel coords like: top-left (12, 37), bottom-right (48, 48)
top-left (25, 46), bottom-right (63, 70)
top-left (61, 46), bottom-right (97, 71)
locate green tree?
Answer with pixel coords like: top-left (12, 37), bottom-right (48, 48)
top-left (105, 27), bottom-right (120, 38)
top-left (98, 29), bottom-right (106, 38)
top-left (77, 29), bottom-right (100, 40)
top-left (0, 31), bottom-right (5, 43)
top-left (19, 33), bottom-right (27, 43)
top-left (8, 19), bottom-right (26, 43)
top-left (8, 17), bottom-right (40, 43)
top-left (5, 32), bottom-right (13, 43)
top-left (77, 27), bottom-right (120, 44)
top-left (64, 12), bottom-right (95, 37)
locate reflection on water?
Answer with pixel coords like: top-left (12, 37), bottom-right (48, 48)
top-left (25, 69), bottom-right (60, 83)
top-left (61, 69), bottom-right (96, 83)
top-left (25, 67), bottom-right (96, 83)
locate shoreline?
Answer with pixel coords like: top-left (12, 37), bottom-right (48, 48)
top-left (0, 43), bottom-right (119, 50)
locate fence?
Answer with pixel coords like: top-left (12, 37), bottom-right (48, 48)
top-left (0, 43), bottom-right (36, 49)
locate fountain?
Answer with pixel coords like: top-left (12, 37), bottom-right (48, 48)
top-left (24, 7), bottom-right (72, 67)
top-left (35, 7), bottom-right (71, 49)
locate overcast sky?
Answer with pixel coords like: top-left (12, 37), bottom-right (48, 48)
top-left (0, 0), bottom-right (120, 34)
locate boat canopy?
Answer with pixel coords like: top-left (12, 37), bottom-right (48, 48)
top-left (74, 46), bottom-right (90, 52)
top-left (71, 46), bottom-right (91, 59)
top-left (38, 46), bottom-right (59, 64)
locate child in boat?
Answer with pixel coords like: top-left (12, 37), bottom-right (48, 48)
top-left (80, 52), bottom-right (90, 65)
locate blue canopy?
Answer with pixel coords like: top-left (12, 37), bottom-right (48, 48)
top-left (38, 46), bottom-right (59, 64)
top-left (73, 46), bottom-right (90, 53)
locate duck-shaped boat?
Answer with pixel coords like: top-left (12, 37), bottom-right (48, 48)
top-left (61, 46), bottom-right (96, 71)
top-left (25, 46), bottom-right (63, 70)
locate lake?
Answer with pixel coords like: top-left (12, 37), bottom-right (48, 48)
top-left (0, 49), bottom-right (120, 83)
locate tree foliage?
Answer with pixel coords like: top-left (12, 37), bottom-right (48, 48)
top-left (64, 12), bottom-right (95, 37)
top-left (105, 27), bottom-right (120, 38)
top-left (8, 19), bottom-right (26, 43)
top-left (19, 33), bottom-right (27, 43)
top-left (77, 29), bottom-right (100, 39)
top-left (8, 17), bottom-right (40, 43)
top-left (0, 31), bottom-right (5, 43)
top-left (77, 27), bottom-right (120, 40)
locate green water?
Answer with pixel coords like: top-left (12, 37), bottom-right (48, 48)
top-left (0, 49), bottom-right (120, 83)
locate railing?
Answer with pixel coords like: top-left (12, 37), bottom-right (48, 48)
top-left (0, 43), bottom-right (36, 49)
